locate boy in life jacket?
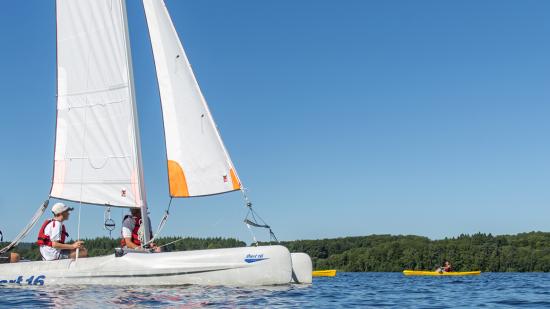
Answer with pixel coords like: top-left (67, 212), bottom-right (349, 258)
top-left (37, 202), bottom-right (88, 261)
top-left (121, 208), bottom-right (159, 251)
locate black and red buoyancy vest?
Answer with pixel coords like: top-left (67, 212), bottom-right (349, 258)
top-left (37, 219), bottom-right (68, 247)
top-left (120, 215), bottom-right (142, 247)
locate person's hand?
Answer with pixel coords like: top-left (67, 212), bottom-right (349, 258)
top-left (150, 243), bottom-right (162, 253)
top-left (72, 241), bottom-right (84, 250)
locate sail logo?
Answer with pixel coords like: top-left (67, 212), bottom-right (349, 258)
top-left (244, 254), bottom-right (268, 263)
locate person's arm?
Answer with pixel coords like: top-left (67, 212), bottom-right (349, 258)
top-left (47, 223), bottom-right (84, 250)
top-left (123, 237), bottom-right (141, 249)
top-left (51, 240), bottom-right (83, 250)
top-left (121, 219), bottom-right (142, 249)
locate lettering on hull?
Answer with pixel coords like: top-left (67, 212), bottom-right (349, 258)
top-left (0, 275), bottom-right (46, 286)
top-left (245, 254), bottom-right (269, 263)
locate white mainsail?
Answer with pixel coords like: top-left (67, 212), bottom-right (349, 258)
top-left (51, 0), bottom-right (146, 208)
top-left (143, 0), bottom-right (241, 197)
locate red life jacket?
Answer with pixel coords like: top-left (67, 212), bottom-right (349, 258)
top-left (121, 215), bottom-right (142, 247)
top-left (37, 219), bottom-right (68, 247)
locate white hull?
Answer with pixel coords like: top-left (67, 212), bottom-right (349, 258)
top-left (0, 245), bottom-right (309, 286)
top-left (290, 253), bottom-right (313, 284)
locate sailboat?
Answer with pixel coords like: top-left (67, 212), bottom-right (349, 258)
top-left (0, 0), bottom-right (312, 286)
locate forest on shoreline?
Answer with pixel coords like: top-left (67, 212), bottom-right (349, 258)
top-left (3, 232), bottom-right (550, 272)
top-left (278, 232), bottom-right (550, 272)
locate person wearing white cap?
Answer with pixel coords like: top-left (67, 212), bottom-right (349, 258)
top-left (37, 202), bottom-right (88, 261)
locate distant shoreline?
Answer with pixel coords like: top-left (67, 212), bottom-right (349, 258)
top-left (3, 231), bottom-right (549, 272)
top-left (276, 231), bottom-right (550, 272)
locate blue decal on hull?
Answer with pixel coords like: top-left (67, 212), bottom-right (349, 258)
top-left (245, 258), bottom-right (268, 263)
top-left (245, 254), bottom-right (269, 263)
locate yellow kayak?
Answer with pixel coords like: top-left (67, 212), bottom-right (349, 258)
top-left (312, 270), bottom-right (337, 277)
top-left (403, 270), bottom-right (481, 276)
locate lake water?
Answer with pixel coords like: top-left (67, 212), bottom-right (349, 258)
top-left (1, 272), bottom-right (549, 308)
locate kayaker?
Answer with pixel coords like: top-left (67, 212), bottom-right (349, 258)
top-left (37, 202), bottom-right (88, 261)
top-left (443, 261), bottom-right (453, 272)
top-left (121, 208), bottom-right (160, 252)
top-left (436, 261), bottom-right (453, 273)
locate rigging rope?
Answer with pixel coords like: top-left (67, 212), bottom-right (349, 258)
top-left (240, 188), bottom-right (279, 245)
top-left (75, 94), bottom-right (90, 262)
top-left (157, 236), bottom-right (186, 250)
top-left (75, 201), bottom-right (82, 262)
top-left (141, 197), bottom-right (173, 248)
top-left (0, 200), bottom-right (49, 255)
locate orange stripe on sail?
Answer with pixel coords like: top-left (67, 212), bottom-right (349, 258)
top-left (168, 160), bottom-right (189, 197)
top-left (230, 168), bottom-right (241, 190)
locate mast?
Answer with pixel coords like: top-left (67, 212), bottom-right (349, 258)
top-left (121, 0), bottom-right (151, 243)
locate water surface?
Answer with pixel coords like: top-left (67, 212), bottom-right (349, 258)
top-left (1, 273), bottom-right (549, 308)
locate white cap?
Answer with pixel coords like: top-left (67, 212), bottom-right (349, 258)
top-left (52, 202), bottom-right (74, 215)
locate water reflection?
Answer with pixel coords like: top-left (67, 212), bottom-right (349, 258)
top-left (1, 283), bottom-right (302, 308)
top-left (2, 273), bottom-right (550, 308)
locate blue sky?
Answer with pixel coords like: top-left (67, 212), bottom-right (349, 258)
top-left (0, 0), bottom-right (549, 243)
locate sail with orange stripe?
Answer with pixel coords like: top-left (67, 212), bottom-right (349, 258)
top-left (143, 0), bottom-right (241, 197)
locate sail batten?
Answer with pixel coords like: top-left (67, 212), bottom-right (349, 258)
top-left (143, 0), bottom-right (241, 198)
top-left (51, 0), bottom-right (145, 208)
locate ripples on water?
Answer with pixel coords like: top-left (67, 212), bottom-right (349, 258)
top-left (1, 273), bottom-right (550, 308)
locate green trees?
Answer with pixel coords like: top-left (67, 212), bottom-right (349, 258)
top-left (281, 232), bottom-right (550, 272)
top-left (3, 232), bottom-right (550, 272)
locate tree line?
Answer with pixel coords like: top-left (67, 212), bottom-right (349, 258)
top-left (277, 232), bottom-right (550, 272)
top-left (3, 232), bottom-right (550, 272)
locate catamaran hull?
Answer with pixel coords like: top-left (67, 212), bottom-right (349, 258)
top-left (290, 253), bottom-right (313, 284)
top-left (0, 245), bottom-right (296, 286)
